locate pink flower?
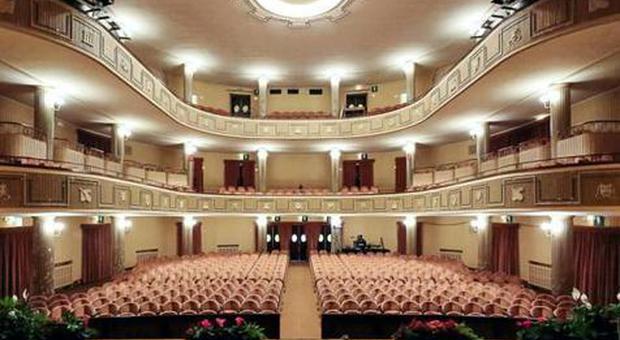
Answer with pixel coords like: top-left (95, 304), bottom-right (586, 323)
top-left (216, 318), bottom-right (226, 328)
top-left (519, 320), bottom-right (533, 329)
top-left (235, 317), bottom-right (245, 326)
top-left (200, 319), bottom-right (212, 328)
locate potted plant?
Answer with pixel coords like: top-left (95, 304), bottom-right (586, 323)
top-left (45, 312), bottom-right (96, 340)
top-left (392, 319), bottom-right (483, 340)
top-left (0, 295), bottom-right (47, 340)
top-left (185, 317), bottom-right (266, 340)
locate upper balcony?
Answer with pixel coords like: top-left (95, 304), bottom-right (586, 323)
top-left (0, 0), bottom-right (617, 152)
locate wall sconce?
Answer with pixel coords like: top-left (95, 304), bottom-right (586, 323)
top-left (469, 215), bottom-right (488, 234)
top-left (329, 215), bottom-right (342, 228)
top-left (256, 215), bottom-right (268, 228)
top-left (403, 215), bottom-right (417, 228)
top-left (329, 148), bottom-right (341, 160)
top-left (539, 89), bottom-right (560, 109)
top-left (256, 148), bottom-right (269, 160)
top-left (183, 216), bottom-right (196, 229)
top-left (117, 125), bottom-right (132, 139)
top-left (184, 141), bottom-right (198, 156)
top-left (44, 220), bottom-right (65, 237)
top-left (122, 218), bottom-right (133, 234)
top-left (402, 143), bottom-right (416, 154)
top-left (468, 125), bottom-right (484, 139)
top-left (540, 217), bottom-right (565, 237)
top-left (46, 89), bottom-right (65, 112)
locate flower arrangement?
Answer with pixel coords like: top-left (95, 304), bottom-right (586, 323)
top-left (517, 288), bottom-right (620, 340)
top-left (185, 317), bottom-right (266, 340)
top-left (0, 292), bottom-right (95, 340)
top-left (392, 319), bottom-right (483, 340)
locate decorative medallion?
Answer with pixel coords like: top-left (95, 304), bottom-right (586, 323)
top-left (0, 182), bottom-right (10, 202)
top-left (595, 183), bottom-right (615, 200)
top-left (511, 186), bottom-right (525, 202)
top-left (243, 0), bottom-right (355, 28)
top-left (78, 187), bottom-right (93, 203)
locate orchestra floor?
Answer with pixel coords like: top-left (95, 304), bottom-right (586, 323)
top-left (280, 263), bottom-right (323, 339)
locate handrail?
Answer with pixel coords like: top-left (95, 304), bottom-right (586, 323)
top-left (571, 120), bottom-right (620, 135)
top-left (0, 121), bottom-right (46, 140)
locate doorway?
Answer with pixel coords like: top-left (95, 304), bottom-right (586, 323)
top-left (289, 224), bottom-right (308, 262)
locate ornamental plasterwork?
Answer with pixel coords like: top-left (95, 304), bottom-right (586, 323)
top-left (0, 183), bottom-right (10, 202)
top-left (243, 0), bottom-right (355, 28)
top-left (595, 183), bottom-right (615, 200)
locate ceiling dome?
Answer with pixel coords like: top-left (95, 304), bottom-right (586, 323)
top-left (246, 0), bottom-right (353, 27)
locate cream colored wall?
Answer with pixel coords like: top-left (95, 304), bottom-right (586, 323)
top-left (420, 217), bottom-right (480, 268)
top-left (196, 151), bottom-right (247, 190)
top-left (416, 140), bottom-right (475, 168)
top-left (267, 153), bottom-right (330, 189)
top-left (269, 88), bottom-right (330, 113)
top-left (514, 216), bottom-right (552, 281)
top-left (342, 150), bottom-right (402, 192)
top-left (342, 216), bottom-right (399, 252)
top-left (124, 217), bottom-right (177, 268)
top-left (0, 95), bottom-right (33, 124)
top-left (200, 216), bottom-right (256, 253)
top-left (54, 216), bottom-right (88, 283)
top-left (572, 86), bottom-right (620, 125)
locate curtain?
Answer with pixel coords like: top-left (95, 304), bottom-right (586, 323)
top-left (0, 227), bottom-right (32, 298)
top-left (490, 223), bottom-right (520, 275)
top-left (342, 161), bottom-right (357, 188)
top-left (305, 222), bottom-right (323, 251)
top-left (395, 157), bottom-right (407, 192)
top-left (415, 222), bottom-right (423, 256)
top-left (81, 224), bottom-right (112, 284)
top-left (574, 227), bottom-right (620, 304)
top-left (359, 159), bottom-right (375, 188)
top-left (192, 157), bottom-right (204, 193)
top-left (224, 160), bottom-right (241, 188)
top-left (396, 221), bottom-right (407, 255)
top-left (278, 223), bottom-right (292, 252)
top-left (192, 222), bottom-right (202, 255)
top-left (242, 160), bottom-right (256, 189)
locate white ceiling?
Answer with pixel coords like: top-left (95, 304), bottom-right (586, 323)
top-left (111, 0), bottom-right (492, 86)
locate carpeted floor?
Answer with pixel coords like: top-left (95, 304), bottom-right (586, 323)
top-left (279, 263), bottom-right (323, 339)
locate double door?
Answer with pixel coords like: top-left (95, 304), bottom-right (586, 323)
top-left (289, 224), bottom-right (308, 262)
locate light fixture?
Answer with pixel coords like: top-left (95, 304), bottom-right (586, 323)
top-left (534, 113), bottom-right (549, 121)
top-left (540, 216), bottom-right (566, 237)
top-left (44, 219), bottom-right (65, 237)
top-left (256, 148), bottom-right (269, 160)
top-left (2, 216), bottom-right (23, 227)
top-left (469, 215), bottom-right (488, 234)
top-left (184, 62), bottom-right (199, 75)
top-left (258, 76), bottom-right (270, 88)
top-left (191, 94), bottom-right (199, 105)
top-left (403, 215), bottom-right (417, 228)
top-left (330, 75), bottom-right (341, 86)
top-left (327, 234), bottom-right (332, 242)
top-left (291, 234), bottom-right (298, 243)
top-left (539, 88), bottom-right (560, 109)
top-left (402, 143), bottom-right (416, 154)
top-left (401, 61), bottom-right (415, 74)
top-left (469, 125), bottom-right (484, 138)
top-left (274, 234), bottom-right (280, 243)
top-left (266, 234), bottom-right (272, 242)
top-left (46, 89), bottom-right (65, 111)
top-left (300, 234), bottom-right (307, 243)
top-left (184, 141), bottom-right (198, 156)
top-left (329, 215), bottom-right (342, 228)
top-left (329, 148), bottom-right (341, 160)
top-left (122, 218), bottom-right (133, 233)
top-left (254, 0), bottom-right (343, 19)
top-left (319, 234), bottom-right (324, 242)
top-left (117, 125), bottom-right (132, 139)
top-left (183, 216), bottom-right (196, 228)
top-left (256, 215), bottom-right (268, 228)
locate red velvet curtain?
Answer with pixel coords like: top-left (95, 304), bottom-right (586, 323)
top-left (490, 223), bottom-right (520, 275)
top-left (242, 160), bottom-right (256, 189)
top-left (342, 161), bottom-right (357, 188)
top-left (0, 227), bottom-right (32, 297)
top-left (81, 224), bottom-right (112, 284)
top-left (395, 157), bottom-right (407, 193)
top-left (176, 222), bottom-right (184, 256)
top-left (305, 222), bottom-right (323, 251)
top-left (278, 223), bottom-right (293, 251)
top-left (396, 221), bottom-right (407, 255)
top-left (359, 159), bottom-right (375, 187)
top-left (192, 157), bottom-right (204, 193)
top-left (415, 222), bottom-right (423, 256)
top-left (574, 227), bottom-right (620, 304)
top-left (224, 160), bottom-right (241, 188)
top-left (192, 222), bottom-right (202, 255)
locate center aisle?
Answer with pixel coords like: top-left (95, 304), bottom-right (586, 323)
top-left (280, 263), bottom-right (322, 339)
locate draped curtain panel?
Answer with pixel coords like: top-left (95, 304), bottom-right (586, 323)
top-left (490, 223), bottom-right (520, 275)
top-left (394, 157), bottom-right (407, 193)
top-left (574, 227), bottom-right (620, 304)
top-left (192, 157), bottom-right (204, 193)
top-left (359, 159), bottom-right (375, 188)
top-left (342, 161), bottom-right (357, 188)
top-left (176, 222), bottom-right (184, 256)
top-left (223, 160), bottom-right (241, 188)
top-left (415, 222), bottom-right (423, 256)
top-left (192, 222), bottom-right (202, 255)
top-left (242, 160), bottom-right (256, 189)
top-left (278, 223), bottom-right (293, 251)
top-left (305, 222), bottom-right (323, 251)
top-left (81, 224), bottom-right (113, 284)
top-left (396, 221), bottom-right (407, 255)
top-left (0, 227), bottom-right (32, 298)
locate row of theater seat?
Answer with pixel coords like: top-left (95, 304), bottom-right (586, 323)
top-left (310, 254), bottom-right (574, 320)
top-left (367, 103), bottom-right (408, 116)
top-left (266, 111), bottom-right (334, 120)
top-left (217, 186), bottom-right (380, 195)
top-left (27, 253), bottom-right (287, 320)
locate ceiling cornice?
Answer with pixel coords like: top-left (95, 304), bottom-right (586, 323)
top-left (243, 0), bottom-right (356, 28)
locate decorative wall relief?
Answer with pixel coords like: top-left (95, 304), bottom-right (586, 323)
top-left (511, 186), bottom-right (525, 202)
top-left (0, 182), bottom-right (10, 202)
top-left (595, 183), bottom-right (615, 200)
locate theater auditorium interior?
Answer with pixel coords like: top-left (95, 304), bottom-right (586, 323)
top-left (0, 0), bottom-right (620, 339)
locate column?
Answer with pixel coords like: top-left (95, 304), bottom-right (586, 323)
top-left (258, 76), bottom-right (269, 118)
top-left (403, 143), bottom-right (417, 188)
top-left (34, 87), bottom-right (57, 160)
top-left (330, 75), bottom-right (341, 118)
top-left (183, 142), bottom-right (197, 189)
top-left (31, 216), bottom-right (56, 295)
top-left (255, 216), bottom-right (268, 253)
top-left (404, 216), bottom-right (417, 255)
top-left (402, 61), bottom-right (416, 102)
top-left (111, 216), bottom-right (129, 275)
top-left (111, 124), bottom-right (127, 165)
top-left (182, 63), bottom-right (196, 104)
top-left (329, 148), bottom-right (342, 193)
top-left (180, 217), bottom-right (195, 256)
top-left (549, 215), bottom-right (574, 295)
top-left (473, 215), bottom-right (492, 270)
top-left (475, 122), bottom-right (490, 169)
top-left (549, 84), bottom-right (571, 158)
top-left (329, 216), bottom-right (343, 254)
top-left (256, 148), bottom-right (268, 193)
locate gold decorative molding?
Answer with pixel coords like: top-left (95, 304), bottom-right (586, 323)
top-left (0, 164), bottom-right (619, 216)
top-left (0, 0), bottom-right (617, 140)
